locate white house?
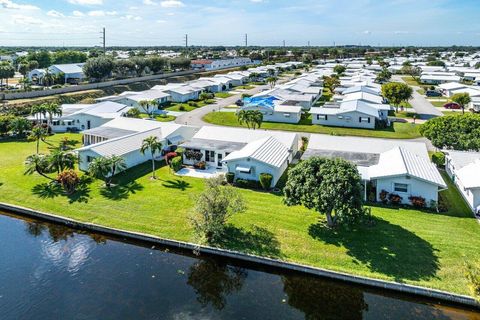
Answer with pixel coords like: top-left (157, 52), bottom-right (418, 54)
top-left (445, 150), bottom-right (480, 213)
top-left (179, 126), bottom-right (299, 187)
top-left (310, 100), bottom-right (391, 129)
top-left (420, 74), bottom-right (461, 85)
top-left (76, 122), bottom-right (199, 172)
top-left (29, 101), bottom-right (132, 133)
top-left (438, 82), bottom-right (469, 97)
top-left (302, 135), bottom-right (446, 206)
top-left (240, 102), bottom-right (302, 124)
top-left (28, 63), bottom-right (85, 84)
top-left (99, 89), bottom-right (171, 112)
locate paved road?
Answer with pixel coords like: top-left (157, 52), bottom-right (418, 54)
top-left (393, 75), bottom-right (443, 120)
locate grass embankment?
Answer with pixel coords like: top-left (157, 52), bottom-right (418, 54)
top-left (203, 112), bottom-right (422, 139)
top-left (0, 134), bottom-right (479, 295)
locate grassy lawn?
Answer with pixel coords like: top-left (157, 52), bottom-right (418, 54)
top-left (431, 100), bottom-right (446, 108)
top-left (0, 134), bottom-right (479, 296)
top-left (393, 111), bottom-right (417, 119)
top-left (165, 100), bottom-right (213, 112)
top-left (215, 92), bottom-right (234, 99)
top-left (203, 112), bottom-right (422, 139)
top-left (139, 113), bottom-right (176, 122)
top-left (401, 76), bottom-right (420, 86)
top-left (236, 85), bottom-right (255, 90)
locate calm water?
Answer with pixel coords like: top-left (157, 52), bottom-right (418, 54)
top-left (0, 212), bottom-right (479, 320)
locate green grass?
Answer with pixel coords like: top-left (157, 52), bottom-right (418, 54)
top-left (402, 76), bottom-right (421, 86)
top-left (393, 111), bottom-right (417, 119)
top-left (203, 112), bottom-right (422, 139)
top-left (215, 92), bottom-right (234, 99)
top-left (139, 113), bottom-right (176, 122)
top-left (236, 85), bottom-right (255, 90)
top-left (1, 134), bottom-right (480, 295)
top-left (0, 134), bottom-right (480, 295)
top-left (431, 100), bottom-right (446, 108)
top-left (165, 100), bottom-right (213, 112)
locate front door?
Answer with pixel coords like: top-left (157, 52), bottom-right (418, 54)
top-left (217, 154), bottom-right (223, 168)
top-left (205, 150), bottom-right (215, 163)
top-left (87, 120), bottom-right (91, 129)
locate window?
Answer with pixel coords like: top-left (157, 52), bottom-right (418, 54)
top-left (359, 117), bottom-right (370, 123)
top-left (337, 115), bottom-right (344, 119)
top-left (394, 183), bottom-right (409, 193)
top-left (86, 156), bottom-right (95, 163)
top-left (284, 113), bottom-right (291, 117)
top-left (316, 115), bottom-right (327, 120)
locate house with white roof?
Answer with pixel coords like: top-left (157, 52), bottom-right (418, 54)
top-left (100, 89), bottom-right (171, 112)
top-left (77, 122), bottom-right (199, 172)
top-left (445, 150), bottom-right (480, 213)
top-left (29, 101), bottom-right (132, 133)
top-left (438, 82), bottom-right (469, 97)
top-left (29, 63), bottom-right (86, 84)
top-left (310, 100), bottom-right (391, 129)
top-left (179, 126), bottom-right (299, 187)
top-left (303, 135), bottom-right (446, 206)
top-left (420, 74), bottom-right (461, 85)
top-left (240, 96), bottom-right (302, 124)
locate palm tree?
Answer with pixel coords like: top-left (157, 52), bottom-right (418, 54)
top-left (266, 77), bottom-right (277, 89)
top-left (24, 154), bottom-right (55, 181)
top-left (249, 110), bottom-right (263, 130)
top-left (9, 117), bottom-right (31, 136)
top-left (45, 103), bottom-right (62, 127)
top-left (43, 69), bottom-right (55, 87)
top-left (88, 155), bottom-right (126, 188)
top-left (138, 99), bottom-right (159, 118)
top-left (237, 110), bottom-right (251, 129)
top-left (140, 136), bottom-right (163, 179)
top-left (30, 104), bottom-right (47, 122)
top-left (29, 125), bottom-right (48, 154)
top-left (48, 149), bottom-right (76, 174)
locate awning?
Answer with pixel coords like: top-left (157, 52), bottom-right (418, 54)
top-left (236, 166), bottom-right (251, 173)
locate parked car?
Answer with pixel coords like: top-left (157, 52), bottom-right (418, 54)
top-left (444, 102), bottom-right (461, 109)
top-left (426, 90), bottom-right (442, 97)
top-left (235, 99), bottom-right (244, 106)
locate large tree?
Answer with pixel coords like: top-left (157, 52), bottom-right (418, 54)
top-left (82, 56), bottom-right (114, 82)
top-left (140, 136), bottom-right (163, 179)
top-left (190, 176), bottom-right (246, 243)
top-left (9, 117), bottom-right (31, 136)
top-left (420, 114), bottom-right (480, 150)
top-left (381, 82), bottom-right (413, 112)
top-left (333, 64), bottom-right (346, 76)
top-left (450, 92), bottom-right (471, 115)
top-left (138, 100), bottom-right (159, 118)
top-left (283, 157), bottom-right (366, 227)
top-left (28, 125), bottom-right (48, 154)
top-left (45, 103), bottom-right (62, 127)
top-left (237, 110), bottom-right (263, 130)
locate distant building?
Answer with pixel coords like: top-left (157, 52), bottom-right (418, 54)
top-left (191, 58), bottom-right (253, 71)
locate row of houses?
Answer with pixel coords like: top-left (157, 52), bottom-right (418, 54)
top-left (74, 116), bottom-right (447, 208)
top-left (28, 63), bottom-right (86, 85)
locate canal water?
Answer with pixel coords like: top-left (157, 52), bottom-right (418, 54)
top-left (0, 211), bottom-right (479, 320)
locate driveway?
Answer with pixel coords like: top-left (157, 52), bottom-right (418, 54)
top-left (393, 75), bottom-right (443, 120)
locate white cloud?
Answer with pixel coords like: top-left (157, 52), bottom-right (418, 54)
top-left (160, 0), bottom-right (184, 8)
top-left (72, 10), bottom-right (85, 17)
top-left (0, 0), bottom-right (39, 10)
top-left (156, 19), bottom-right (166, 23)
top-left (47, 10), bottom-right (65, 18)
top-left (88, 10), bottom-right (118, 17)
top-left (68, 0), bottom-right (103, 5)
top-left (143, 0), bottom-right (156, 5)
top-left (124, 15), bottom-right (142, 21)
top-left (12, 14), bottom-right (44, 25)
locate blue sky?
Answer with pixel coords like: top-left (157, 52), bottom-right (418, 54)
top-left (1, 0), bottom-right (479, 47)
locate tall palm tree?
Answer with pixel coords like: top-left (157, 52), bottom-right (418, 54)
top-left (140, 136), bottom-right (163, 179)
top-left (45, 103), bottom-right (62, 127)
top-left (24, 154), bottom-right (54, 181)
top-left (249, 110), bottom-right (263, 130)
top-left (29, 125), bottom-right (48, 154)
top-left (266, 76), bottom-right (277, 89)
top-left (237, 110), bottom-right (251, 129)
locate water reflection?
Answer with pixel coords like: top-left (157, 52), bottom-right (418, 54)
top-left (0, 212), bottom-right (476, 320)
top-left (187, 258), bottom-right (247, 310)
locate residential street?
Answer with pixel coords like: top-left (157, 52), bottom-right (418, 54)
top-left (393, 75), bottom-right (443, 119)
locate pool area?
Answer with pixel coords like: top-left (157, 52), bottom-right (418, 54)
top-left (243, 96), bottom-right (278, 108)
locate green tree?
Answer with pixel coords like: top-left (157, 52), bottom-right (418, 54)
top-left (88, 155), bottom-right (126, 188)
top-left (190, 175), bottom-right (246, 243)
top-left (236, 110), bottom-right (263, 130)
top-left (9, 116), bottom-right (31, 136)
top-left (323, 76), bottom-right (340, 91)
top-left (140, 136), bottom-right (163, 179)
top-left (283, 157), bottom-right (366, 227)
top-left (333, 64), bottom-right (346, 76)
top-left (30, 104), bottom-right (47, 122)
top-left (28, 125), bottom-right (48, 154)
top-left (47, 149), bottom-right (76, 174)
top-left (24, 154), bottom-right (55, 181)
top-left (420, 114), bottom-right (480, 150)
top-left (82, 56), bottom-right (114, 82)
top-left (451, 92), bottom-right (471, 115)
top-left (376, 67), bottom-right (392, 83)
top-left (138, 100), bottom-right (159, 118)
top-left (45, 103), bottom-right (62, 126)
top-left (125, 108), bottom-right (141, 118)
top-left (266, 76), bottom-right (277, 89)
top-left (381, 82), bottom-right (413, 112)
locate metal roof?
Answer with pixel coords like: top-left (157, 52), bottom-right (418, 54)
top-left (82, 127), bottom-right (137, 139)
top-left (302, 149), bottom-right (380, 166)
top-left (180, 138), bottom-right (246, 153)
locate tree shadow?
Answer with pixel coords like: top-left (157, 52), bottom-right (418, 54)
top-left (162, 179), bottom-right (191, 191)
top-left (31, 178), bottom-right (91, 204)
top-left (308, 217), bottom-right (439, 282)
top-left (100, 181), bottom-right (144, 201)
top-left (214, 225), bottom-right (283, 259)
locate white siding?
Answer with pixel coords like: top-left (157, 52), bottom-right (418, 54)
top-left (375, 176), bottom-right (439, 206)
top-left (312, 111), bottom-right (375, 129)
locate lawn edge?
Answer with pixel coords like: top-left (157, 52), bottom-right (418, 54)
top-left (1, 201), bottom-right (478, 309)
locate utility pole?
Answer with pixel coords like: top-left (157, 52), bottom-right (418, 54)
top-left (245, 33), bottom-right (248, 47)
top-left (283, 40), bottom-right (285, 48)
top-left (184, 34), bottom-right (188, 48)
top-left (102, 27), bottom-right (106, 55)
top-left (307, 40), bottom-right (310, 48)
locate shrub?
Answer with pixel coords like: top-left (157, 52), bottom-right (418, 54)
top-left (225, 172), bottom-right (235, 184)
top-left (188, 101), bottom-right (197, 107)
top-left (185, 150), bottom-right (203, 161)
top-left (241, 93), bottom-right (252, 98)
top-left (235, 178), bottom-right (261, 189)
top-left (431, 152), bottom-right (445, 167)
top-left (170, 156), bottom-right (183, 172)
top-left (179, 105), bottom-right (186, 111)
top-left (409, 195), bottom-right (426, 208)
top-left (438, 193), bottom-right (449, 212)
top-left (379, 190), bottom-right (389, 204)
top-left (56, 169), bottom-right (80, 194)
top-left (164, 152), bottom-right (178, 165)
top-left (464, 260), bottom-right (480, 298)
top-left (388, 193), bottom-right (403, 205)
top-left (300, 136), bottom-right (309, 152)
top-left (175, 147), bottom-right (184, 158)
top-left (259, 173), bottom-right (273, 190)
